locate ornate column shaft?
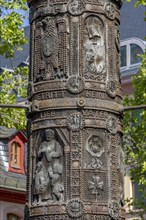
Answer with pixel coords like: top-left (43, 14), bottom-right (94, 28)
top-left (26, 0), bottom-right (125, 219)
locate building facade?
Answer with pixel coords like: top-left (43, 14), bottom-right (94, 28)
top-left (0, 127), bottom-right (27, 220)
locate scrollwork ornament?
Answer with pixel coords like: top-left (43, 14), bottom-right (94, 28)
top-left (115, 25), bottom-right (120, 51)
top-left (67, 113), bottom-right (85, 131)
top-left (106, 80), bottom-right (117, 98)
top-left (108, 201), bottom-right (120, 220)
top-left (105, 3), bottom-right (116, 20)
top-left (67, 76), bottom-right (85, 94)
top-left (66, 199), bottom-right (84, 218)
top-left (106, 117), bottom-right (117, 134)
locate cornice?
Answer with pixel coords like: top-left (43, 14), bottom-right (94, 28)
top-left (27, 0), bottom-right (123, 7)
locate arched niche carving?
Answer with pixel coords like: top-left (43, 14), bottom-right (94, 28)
top-left (84, 15), bottom-right (105, 80)
top-left (32, 128), bottom-right (64, 205)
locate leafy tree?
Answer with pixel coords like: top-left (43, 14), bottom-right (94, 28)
top-left (0, 0), bottom-right (28, 129)
top-left (127, 0), bottom-right (146, 7)
top-left (0, 67), bottom-right (28, 129)
top-left (123, 52), bottom-right (146, 219)
top-left (124, 0), bottom-right (146, 211)
top-left (0, 0), bottom-right (27, 58)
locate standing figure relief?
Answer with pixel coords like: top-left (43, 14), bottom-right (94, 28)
top-left (33, 129), bottom-right (64, 205)
top-left (84, 16), bottom-right (105, 78)
top-left (41, 17), bottom-right (59, 80)
top-left (34, 16), bottom-right (69, 82)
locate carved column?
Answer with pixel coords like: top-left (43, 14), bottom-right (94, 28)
top-left (26, 0), bottom-right (125, 219)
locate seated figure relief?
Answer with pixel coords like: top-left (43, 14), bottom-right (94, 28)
top-left (84, 16), bottom-right (105, 78)
top-left (33, 129), bottom-right (64, 205)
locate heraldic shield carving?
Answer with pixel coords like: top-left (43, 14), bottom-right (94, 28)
top-left (26, 0), bottom-right (125, 219)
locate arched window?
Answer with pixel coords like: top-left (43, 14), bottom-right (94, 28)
top-left (7, 213), bottom-right (20, 220)
top-left (10, 141), bottom-right (21, 168)
top-left (130, 44), bottom-right (143, 65)
top-left (8, 133), bottom-right (26, 174)
top-left (120, 38), bottom-right (145, 73)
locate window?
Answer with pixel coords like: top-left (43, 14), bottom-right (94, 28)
top-left (132, 182), bottom-right (146, 209)
top-left (10, 142), bottom-right (21, 168)
top-left (8, 132), bottom-right (26, 174)
top-left (121, 45), bottom-right (127, 67)
top-left (120, 38), bottom-right (145, 72)
top-left (7, 213), bottom-right (20, 220)
top-left (130, 44), bottom-right (143, 65)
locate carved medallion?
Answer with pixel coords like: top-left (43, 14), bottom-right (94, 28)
top-left (67, 0), bottom-right (85, 15)
top-left (86, 135), bottom-right (104, 157)
top-left (106, 117), bottom-right (117, 134)
top-left (77, 98), bottom-right (85, 107)
top-left (105, 3), bottom-right (116, 20)
top-left (108, 201), bottom-right (120, 220)
top-left (67, 76), bottom-right (85, 94)
top-left (67, 113), bottom-right (85, 131)
top-left (106, 80), bottom-right (117, 98)
top-left (66, 199), bottom-right (84, 218)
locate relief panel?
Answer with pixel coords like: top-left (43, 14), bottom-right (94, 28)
top-left (83, 16), bottom-right (106, 80)
top-left (83, 171), bottom-right (108, 202)
top-left (33, 16), bottom-right (69, 82)
top-left (32, 129), bottom-right (64, 205)
top-left (82, 129), bottom-right (107, 169)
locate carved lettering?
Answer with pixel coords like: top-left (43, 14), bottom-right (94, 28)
top-left (40, 111), bottom-right (56, 118)
top-left (84, 91), bottom-right (107, 99)
top-left (82, 109), bottom-right (108, 118)
top-left (36, 91), bottom-right (65, 100)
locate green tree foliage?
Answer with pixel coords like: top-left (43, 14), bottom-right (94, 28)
top-left (127, 0), bottom-right (146, 7)
top-left (0, 67), bottom-right (28, 129)
top-left (123, 2), bottom-right (146, 218)
top-left (0, 0), bottom-right (27, 58)
top-left (0, 0), bottom-right (28, 129)
top-left (124, 0), bottom-right (146, 217)
top-left (123, 53), bottom-right (146, 218)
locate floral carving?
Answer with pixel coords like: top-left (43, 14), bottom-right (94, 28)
top-left (88, 175), bottom-right (103, 201)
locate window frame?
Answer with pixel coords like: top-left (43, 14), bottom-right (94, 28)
top-left (7, 213), bottom-right (20, 220)
top-left (10, 141), bottom-right (21, 168)
top-left (120, 38), bottom-right (145, 71)
top-left (8, 133), bottom-right (25, 174)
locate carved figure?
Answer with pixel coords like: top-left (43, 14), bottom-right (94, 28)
top-left (41, 17), bottom-right (58, 79)
top-left (37, 129), bottom-right (64, 203)
top-left (33, 161), bottom-right (50, 205)
top-left (84, 16), bottom-right (105, 77)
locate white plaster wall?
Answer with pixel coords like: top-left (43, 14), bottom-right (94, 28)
top-left (0, 201), bottom-right (24, 220)
top-left (124, 176), bottom-right (141, 220)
